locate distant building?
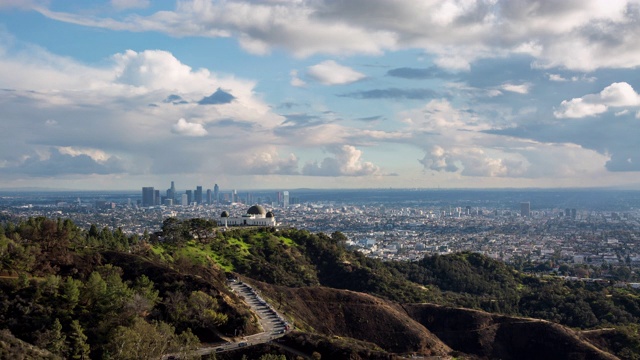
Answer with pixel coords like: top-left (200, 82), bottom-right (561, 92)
top-left (214, 184), bottom-right (219, 203)
top-left (206, 189), bottom-right (212, 205)
top-left (520, 202), bottom-right (530, 217)
top-left (166, 181), bottom-right (175, 203)
top-left (195, 186), bottom-right (203, 205)
top-left (142, 187), bottom-right (155, 207)
top-left (186, 190), bottom-right (193, 205)
top-left (283, 191), bottom-right (289, 208)
top-left (220, 205), bottom-right (276, 227)
top-left (181, 194), bottom-right (188, 206)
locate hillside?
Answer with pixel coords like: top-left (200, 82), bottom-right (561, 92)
top-left (1, 217), bottom-right (639, 359)
top-left (404, 303), bottom-right (617, 360)
top-left (251, 282), bottom-right (451, 356)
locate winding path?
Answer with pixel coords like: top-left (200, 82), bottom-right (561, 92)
top-left (163, 280), bottom-right (292, 359)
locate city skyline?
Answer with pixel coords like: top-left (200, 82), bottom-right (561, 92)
top-left (1, 1), bottom-right (640, 190)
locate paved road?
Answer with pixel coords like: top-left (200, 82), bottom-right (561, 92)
top-left (163, 280), bottom-right (291, 359)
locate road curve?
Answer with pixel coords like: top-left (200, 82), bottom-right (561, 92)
top-left (163, 280), bottom-right (291, 359)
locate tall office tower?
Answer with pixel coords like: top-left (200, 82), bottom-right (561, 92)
top-left (181, 194), bottom-right (188, 206)
top-left (520, 202), bottom-right (531, 217)
top-left (571, 208), bottom-right (577, 219)
top-left (214, 184), bottom-right (219, 203)
top-left (167, 181), bottom-right (176, 202)
top-left (154, 190), bottom-right (160, 205)
top-left (206, 189), bottom-right (212, 204)
top-left (186, 190), bottom-right (193, 205)
top-left (283, 191), bottom-right (290, 208)
top-left (142, 187), bottom-right (155, 207)
top-left (565, 208), bottom-right (571, 217)
top-left (195, 186), bottom-right (203, 204)
top-left (232, 189), bottom-right (237, 203)
top-left (276, 191), bottom-right (282, 206)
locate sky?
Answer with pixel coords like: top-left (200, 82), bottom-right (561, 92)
top-left (0, 0), bottom-right (640, 191)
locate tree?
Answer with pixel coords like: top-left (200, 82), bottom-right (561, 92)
top-left (81, 271), bottom-right (107, 308)
top-left (60, 277), bottom-right (80, 313)
top-left (106, 319), bottom-right (181, 360)
top-left (36, 318), bottom-right (67, 357)
top-left (67, 320), bottom-right (90, 360)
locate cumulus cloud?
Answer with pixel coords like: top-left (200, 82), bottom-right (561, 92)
top-left (554, 82), bottom-right (640, 118)
top-left (171, 118), bottom-right (208, 136)
top-left (225, 148), bottom-right (300, 175)
top-left (397, 99), bottom-right (610, 179)
top-left (33, 0), bottom-right (640, 72)
top-left (307, 60), bottom-right (365, 85)
top-left (0, 35), bottom-right (294, 181)
top-left (302, 145), bottom-right (380, 176)
top-left (0, 147), bottom-right (126, 177)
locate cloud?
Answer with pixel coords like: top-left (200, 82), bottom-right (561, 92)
top-left (111, 0), bottom-right (149, 10)
top-left (163, 94), bottom-right (188, 105)
top-left (0, 32), bottom-right (292, 185)
top-left (500, 83), bottom-right (530, 94)
top-left (225, 148), bottom-right (300, 175)
top-left (302, 145), bottom-right (380, 176)
top-left (33, 0), bottom-right (640, 72)
top-left (339, 88), bottom-right (438, 100)
top-left (171, 118), bottom-right (208, 136)
top-left (289, 69), bottom-right (305, 87)
top-left (307, 60), bottom-right (365, 85)
top-left (398, 99), bottom-right (611, 179)
top-left (386, 66), bottom-right (455, 79)
top-left (0, 147), bottom-right (126, 177)
top-left (554, 82), bottom-right (640, 118)
top-left (198, 88), bottom-right (236, 105)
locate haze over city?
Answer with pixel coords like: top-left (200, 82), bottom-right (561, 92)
top-left (1, 0), bottom-right (640, 190)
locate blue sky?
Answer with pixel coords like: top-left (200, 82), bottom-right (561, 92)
top-left (1, 0), bottom-right (639, 190)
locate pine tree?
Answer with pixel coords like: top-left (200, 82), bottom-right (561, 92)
top-left (68, 320), bottom-right (90, 359)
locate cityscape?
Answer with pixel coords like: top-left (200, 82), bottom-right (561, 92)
top-left (3, 184), bottom-right (640, 279)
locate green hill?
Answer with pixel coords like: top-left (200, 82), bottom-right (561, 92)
top-left (2, 216), bottom-right (640, 359)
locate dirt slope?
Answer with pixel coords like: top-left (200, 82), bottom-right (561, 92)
top-left (404, 303), bottom-right (619, 360)
top-left (252, 282), bottom-right (452, 357)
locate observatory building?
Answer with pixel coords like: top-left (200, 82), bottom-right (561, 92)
top-left (220, 205), bottom-right (276, 227)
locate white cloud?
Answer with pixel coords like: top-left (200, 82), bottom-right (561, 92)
top-left (307, 60), bottom-right (365, 85)
top-left (0, 38), bottom-right (294, 179)
top-left (57, 146), bottom-right (112, 163)
top-left (554, 98), bottom-right (608, 119)
top-left (548, 74), bottom-right (567, 82)
top-left (500, 83), bottom-right (530, 94)
top-left (302, 145), bottom-right (380, 176)
top-left (33, 0), bottom-right (640, 72)
top-left (555, 82), bottom-right (640, 118)
top-left (396, 99), bottom-right (610, 179)
top-left (289, 69), bottom-right (305, 87)
top-left (171, 118), bottom-right (207, 136)
top-left (224, 147), bottom-right (300, 175)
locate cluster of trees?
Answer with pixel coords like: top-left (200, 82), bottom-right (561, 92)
top-left (0, 217), bottom-right (241, 359)
top-left (4, 216), bottom-right (640, 359)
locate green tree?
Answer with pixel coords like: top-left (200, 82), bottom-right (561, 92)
top-left (67, 320), bottom-right (90, 360)
top-left (106, 318), bottom-right (176, 360)
top-left (36, 318), bottom-right (67, 357)
top-left (81, 271), bottom-right (107, 308)
top-left (60, 276), bottom-right (81, 316)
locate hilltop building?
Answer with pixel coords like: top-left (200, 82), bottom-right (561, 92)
top-left (220, 205), bottom-right (276, 227)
